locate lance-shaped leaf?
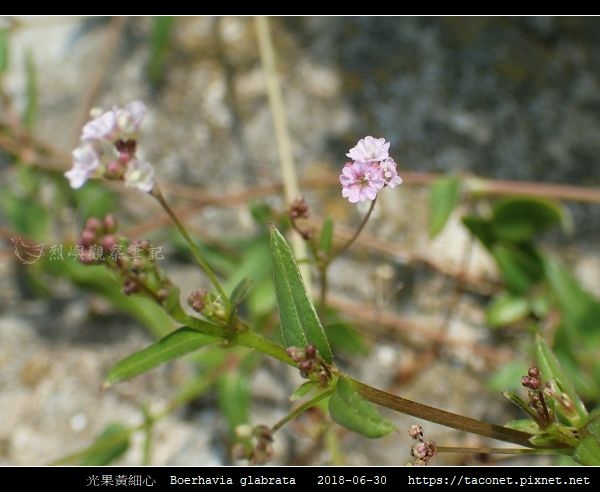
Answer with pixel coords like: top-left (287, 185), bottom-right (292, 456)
top-left (491, 197), bottom-right (565, 242)
top-left (329, 377), bottom-right (395, 438)
top-left (486, 292), bottom-right (530, 327)
top-left (534, 333), bottom-right (588, 425)
top-left (574, 436), bottom-right (600, 466)
top-left (79, 423), bottom-right (130, 465)
top-left (574, 411), bottom-right (600, 466)
top-left (218, 371), bottom-right (251, 432)
top-left (105, 327), bottom-right (219, 386)
top-left (429, 176), bottom-right (461, 238)
top-left (269, 225), bottom-right (333, 363)
top-left (290, 381), bottom-right (318, 402)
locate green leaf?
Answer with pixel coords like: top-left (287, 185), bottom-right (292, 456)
top-left (534, 333), bottom-right (588, 425)
top-left (0, 28), bottom-right (9, 74)
top-left (492, 244), bottom-right (543, 294)
top-left (269, 225), bottom-right (332, 363)
top-left (147, 16), bottom-right (175, 84)
top-left (2, 193), bottom-right (48, 240)
top-left (249, 200), bottom-right (274, 224)
top-left (218, 371), bottom-right (250, 431)
top-left (574, 410), bottom-right (600, 465)
top-left (319, 217), bottom-right (334, 256)
top-left (462, 215), bottom-right (496, 250)
top-left (486, 292), bottom-right (530, 327)
top-left (429, 176), bottom-right (461, 238)
top-left (573, 436), bottom-right (600, 465)
top-left (23, 50), bottom-right (37, 129)
top-left (503, 391), bottom-right (539, 421)
top-left (544, 258), bottom-right (600, 337)
top-left (543, 423), bottom-right (579, 447)
top-left (80, 423), bottom-right (130, 465)
top-left (491, 197), bottom-right (565, 242)
top-left (105, 328), bottom-right (219, 386)
top-left (504, 419), bottom-right (540, 434)
top-left (230, 278), bottom-right (253, 307)
top-left (528, 427), bottom-right (575, 448)
top-left (328, 377), bottom-right (395, 438)
top-left (42, 258), bottom-right (175, 338)
top-left (290, 381), bottom-right (318, 402)
top-left (553, 329), bottom-right (599, 401)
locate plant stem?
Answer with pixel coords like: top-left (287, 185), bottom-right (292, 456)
top-left (349, 378), bottom-right (537, 448)
top-left (333, 198), bottom-right (377, 258)
top-left (151, 185), bottom-right (229, 306)
top-left (236, 330), bottom-right (295, 366)
top-left (271, 388), bottom-right (334, 433)
top-left (219, 328), bottom-right (545, 451)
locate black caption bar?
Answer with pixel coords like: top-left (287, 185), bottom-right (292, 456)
top-left (0, 466), bottom-right (595, 490)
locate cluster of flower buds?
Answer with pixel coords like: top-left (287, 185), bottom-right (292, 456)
top-left (187, 289), bottom-right (226, 321)
top-left (289, 196), bottom-right (310, 220)
top-left (521, 367), bottom-right (579, 426)
top-left (407, 424), bottom-right (436, 466)
top-left (521, 367), bottom-right (552, 428)
top-left (77, 214), bottom-right (119, 265)
top-left (340, 136), bottom-right (402, 203)
top-left (521, 366), bottom-right (542, 390)
top-left (232, 424), bottom-right (274, 465)
top-left (65, 101), bottom-right (154, 193)
top-left (288, 196), bottom-right (314, 241)
top-left (286, 344), bottom-right (330, 383)
top-left (76, 214), bottom-right (172, 302)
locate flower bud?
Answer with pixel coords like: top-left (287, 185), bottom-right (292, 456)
top-left (101, 234), bottom-right (118, 252)
top-left (79, 230), bottom-right (97, 248)
top-left (286, 347), bottom-right (306, 362)
top-left (103, 214), bottom-right (118, 233)
top-left (408, 424), bottom-right (424, 440)
top-left (305, 344), bottom-right (317, 359)
top-left (85, 217), bottom-right (103, 233)
top-left (123, 278), bottom-right (140, 295)
top-left (290, 197), bottom-right (310, 219)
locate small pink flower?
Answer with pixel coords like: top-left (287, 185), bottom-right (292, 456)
top-left (116, 100), bottom-right (147, 134)
top-left (340, 161), bottom-right (385, 203)
top-left (81, 110), bottom-right (118, 141)
top-left (346, 136), bottom-right (390, 163)
top-left (81, 100), bottom-right (147, 142)
top-left (380, 157), bottom-right (403, 188)
top-left (65, 144), bottom-right (101, 188)
top-left (67, 101), bottom-right (155, 193)
top-left (124, 159), bottom-right (154, 193)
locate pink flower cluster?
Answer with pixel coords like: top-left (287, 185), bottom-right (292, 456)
top-left (340, 136), bottom-right (402, 203)
top-left (65, 101), bottom-right (154, 193)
